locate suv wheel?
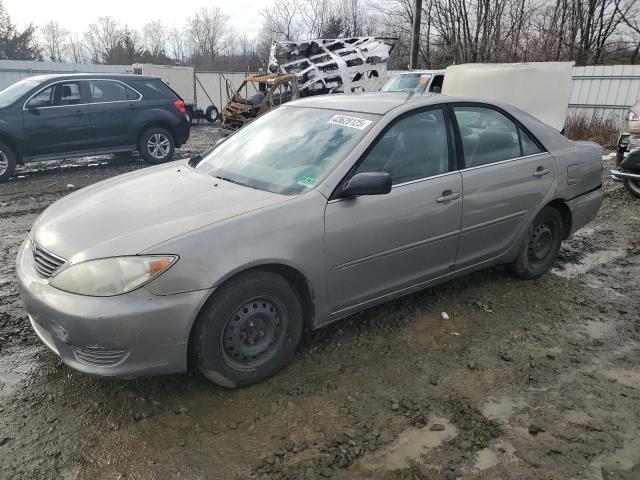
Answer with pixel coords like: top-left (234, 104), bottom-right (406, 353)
top-left (623, 178), bottom-right (640, 198)
top-left (0, 142), bottom-right (16, 183)
top-left (507, 207), bottom-right (563, 280)
top-left (193, 271), bottom-right (303, 388)
top-left (140, 127), bottom-right (175, 163)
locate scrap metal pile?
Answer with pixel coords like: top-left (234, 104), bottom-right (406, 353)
top-left (269, 37), bottom-right (396, 94)
top-left (221, 37), bottom-right (395, 131)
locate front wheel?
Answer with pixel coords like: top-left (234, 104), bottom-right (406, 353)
top-left (623, 178), bottom-right (640, 198)
top-left (0, 141), bottom-right (16, 183)
top-left (193, 271), bottom-right (303, 388)
top-left (139, 127), bottom-right (175, 163)
top-left (507, 207), bottom-right (563, 280)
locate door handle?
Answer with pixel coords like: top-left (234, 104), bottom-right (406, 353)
top-left (74, 110), bottom-right (85, 117)
top-left (533, 167), bottom-right (550, 178)
top-left (127, 104), bottom-right (136, 109)
top-left (436, 190), bottom-right (461, 203)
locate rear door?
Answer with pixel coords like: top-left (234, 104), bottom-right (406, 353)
top-left (86, 79), bottom-right (141, 148)
top-left (22, 80), bottom-right (93, 156)
top-left (324, 106), bottom-right (463, 314)
top-left (452, 103), bottom-right (554, 267)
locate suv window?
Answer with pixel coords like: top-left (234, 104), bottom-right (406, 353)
top-left (29, 81), bottom-right (83, 107)
top-left (131, 79), bottom-right (176, 99)
top-left (88, 80), bottom-right (140, 103)
top-left (354, 108), bottom-right (449, 185)
top-left (454, 106), bottom-right (522, 168)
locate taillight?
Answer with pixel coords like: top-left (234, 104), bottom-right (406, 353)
top-left (173, 99), bottom-right (186, 116)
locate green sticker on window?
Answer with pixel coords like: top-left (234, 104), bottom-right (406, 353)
top-left (297, 176), bottom-right (316, 188)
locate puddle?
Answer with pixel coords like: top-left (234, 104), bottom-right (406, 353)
top-left (474, 447), bottom-right (499, 470)
top-left (481, 396), bottom-right (525, 424)
top-left (603, 368), bottom-right (640, 389)
top-left (0, 345), bottom-right (40, 400)
top-left (582, 319), bottom-right (616, 340)
top-left (356, 418), bottom-right (457, 472)
top-left (553, 249), bottom-right (624, 279)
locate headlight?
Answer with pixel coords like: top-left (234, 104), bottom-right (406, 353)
top-left (49, 256), bottom-right (177, 296)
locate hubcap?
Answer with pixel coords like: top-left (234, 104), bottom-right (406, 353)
top-left (528, 223), bottom-right (553, 263)
top-left (0, 150), bottom-right (8, 176)
top-left (221, 298), bottom-right (287, 370)
top-left (147, 133), bottom-right (170, 159)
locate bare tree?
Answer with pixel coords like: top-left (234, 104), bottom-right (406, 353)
top-left (41, 21), bottom-right (67, 62)
top-left (67, 33), bottom-right (87, 63)
top-left (142, 20), bottom-right (167, 59)
top-left (188, 6), bottom-right (230, 68)
top-left (84, 17), bottom-right (123, 63)
top-left (260, 0), bottom-right (303, 41)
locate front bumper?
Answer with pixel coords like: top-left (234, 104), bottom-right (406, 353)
top-left (16, 239), bottom-right (212, 378)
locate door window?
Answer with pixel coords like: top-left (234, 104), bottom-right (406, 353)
top-left (454, 106), bottom-right (528, 168)
top-left (354, 108), bottom-right (449, 185)
top-left (28, 82), bottom-right (83, 107)
top-left (88, 80), bottom-right (139, 103)
top-left (429, 75), bottom-right (444, 93)
top-left (520, 127), bottom-right (543, 156)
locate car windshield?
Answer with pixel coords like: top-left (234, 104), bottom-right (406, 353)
top-left (194, 106), bottom-right (378, 195)
top-left (0, 78), bottom-right (40, 108)
top-left (381, 73), bottom-right (429, 93)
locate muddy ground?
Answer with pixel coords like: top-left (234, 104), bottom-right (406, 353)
top-left (0, 127), bottom-right (639, 480)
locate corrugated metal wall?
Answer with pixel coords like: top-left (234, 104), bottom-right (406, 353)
top-left (0, 60), bottom-right (133, 90)
top-left (569, 65), bottom-right (640, 125)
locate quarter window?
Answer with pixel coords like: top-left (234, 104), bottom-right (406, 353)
top-left (520, 127), bottom-right (543, 156)
top-left (88, 80), bottom-right (139, 103)
top-left (454, 106), bottom-right (523, 167)
top-left (354, 108), bottom-right (449, 185)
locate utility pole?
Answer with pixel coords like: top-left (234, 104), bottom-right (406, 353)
top-left (409, 0), bottom-right (423, 69)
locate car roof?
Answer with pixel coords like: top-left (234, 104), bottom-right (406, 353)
top-left (26, 73), bottom-right (157, 82)
top-left (287, 92), bottom-right (493, 115)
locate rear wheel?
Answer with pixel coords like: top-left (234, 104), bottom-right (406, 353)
top-left (623, 178), bottom-right (640, 198)
top-left (193, 271), bottom-right (303, 388)
top-left (507, 207), bottom-right (563, 279)
top-left (0, 142), bottom-right (16, 183)
top-left (139, 127), bottom-right (175, 163)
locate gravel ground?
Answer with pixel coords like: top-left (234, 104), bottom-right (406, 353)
top-left (0, 130), bottom-right (639, 480)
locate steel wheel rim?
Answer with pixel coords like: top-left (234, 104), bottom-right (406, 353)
top-left (220, 296), bottom-right (288, 371)
top-left (528, 223), bottom-right (553, 263)
top-left (147, 133), bottom-right (170, 159)
top-left (0, 150), bottom-right (8, 176)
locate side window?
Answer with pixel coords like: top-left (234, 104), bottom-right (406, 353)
top-left (520, 127), bottom-right (543, 156)
top-left (354, 108), bottom-right (449, 185)
top-left (88, 80), bottom-right (134, 103)
top-left (429, 75), bottom-right (444, 93)
top-left (29, 86), bottom-right (54, 107)
top-left (51, 82), bottom-right (82, 106)
top-left (454, 106), bottom-right (521, 168)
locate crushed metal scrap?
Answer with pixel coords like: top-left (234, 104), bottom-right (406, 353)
top-left (221, 37), bottom-right (395, 131)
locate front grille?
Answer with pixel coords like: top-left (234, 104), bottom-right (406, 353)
top-left (73, 346), bottom-right (129, 367)
top-left (32, 242), bottom-right (66, 278)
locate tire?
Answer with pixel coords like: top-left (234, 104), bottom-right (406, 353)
top-left (623, 178), bottom-right (640, 198)
top-left (205, 105), bottom-right (218, 123)
top-left (193, 271), bottom-right (303, 388)
top-left (507, 207), bottom-right (563, 280)
top-left (139, 127), bottom-right (175, 164)
top-left (0, 141), bottom-right (16, 183)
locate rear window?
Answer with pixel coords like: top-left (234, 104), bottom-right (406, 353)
top-left (130, 79), bottom-right (178, 99)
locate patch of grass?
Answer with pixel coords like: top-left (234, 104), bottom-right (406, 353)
top-left (564, 113), bottom-right (621, 148)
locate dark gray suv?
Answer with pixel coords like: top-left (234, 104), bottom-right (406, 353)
top-left (0, 73), bottom-right (191, 182)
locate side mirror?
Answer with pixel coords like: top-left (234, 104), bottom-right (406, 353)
top-left (27, 99), bottom-right (46, 111)
top-left (341, 172), bottom-right (392, 197)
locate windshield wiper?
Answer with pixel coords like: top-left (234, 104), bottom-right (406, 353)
top-left (214, 175), bottom-right (250, 188)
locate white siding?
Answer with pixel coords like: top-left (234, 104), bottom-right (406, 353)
top-left (0, 60), bottom-right (132, 90)
top-left (194, 71), bottom-right (258, 112)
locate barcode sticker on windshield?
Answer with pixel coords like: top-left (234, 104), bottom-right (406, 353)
top-left (327, 115), bottom-right (372, 130)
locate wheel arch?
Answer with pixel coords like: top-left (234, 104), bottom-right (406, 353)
top-left (0, 132), bottom-right (21, 164)
top-left (546, 198), bottom-right (572, 239)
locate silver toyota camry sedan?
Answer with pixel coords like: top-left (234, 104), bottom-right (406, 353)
top-left (16, 93), bottom-right (603, 388)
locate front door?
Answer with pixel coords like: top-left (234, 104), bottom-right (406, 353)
top-left (324, 107), bottom-right (463, 315)
top-left (452, 104), bottom-right (555, 267)
top-left (22, 80), bottom-right (93, 157)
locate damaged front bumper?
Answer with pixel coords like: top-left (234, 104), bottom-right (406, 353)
top-left (15, 238), bottom-right (212, 379)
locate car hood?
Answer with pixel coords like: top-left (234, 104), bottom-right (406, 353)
top-left (32, 161), bottom-right (290, 263)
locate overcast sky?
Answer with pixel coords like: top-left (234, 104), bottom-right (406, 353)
top-left (3, 0), bottom-right (264, 36)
